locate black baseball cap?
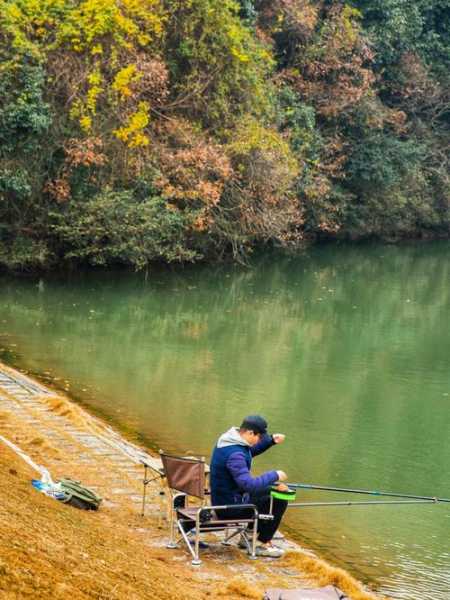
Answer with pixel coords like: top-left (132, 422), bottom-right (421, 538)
top-left (240, 415), bottom-right (268, 435)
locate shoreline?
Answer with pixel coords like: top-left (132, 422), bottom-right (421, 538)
top-left (1, 237), bottom-right (449, 278)
top-left (0, 360), bottom-right (387, 599)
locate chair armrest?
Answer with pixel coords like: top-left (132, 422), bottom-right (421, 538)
top-left (195, 504), bottom-right (258, 523)
top-left (203, 503), bottom-right (257, 511)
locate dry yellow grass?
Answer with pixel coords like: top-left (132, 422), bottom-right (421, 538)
top-left (281, 553), bottom-right (386, 600)
top-left (43, 394), bottom-right (91, 428)
top-left (225, 578), bottom-right (264, 599)
top-left (0, 444), bottom-right (215, 600)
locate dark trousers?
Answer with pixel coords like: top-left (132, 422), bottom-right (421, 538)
top-left (217, 491), bottom-right (288, 544)
top-left (251, 491), bottom-right (288, 543)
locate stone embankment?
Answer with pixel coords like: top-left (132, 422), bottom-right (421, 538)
top-left (0, 362), bottom-right (386, 600)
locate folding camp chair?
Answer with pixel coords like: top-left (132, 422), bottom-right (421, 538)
top-left (160, 451), bottom-right (259, 565)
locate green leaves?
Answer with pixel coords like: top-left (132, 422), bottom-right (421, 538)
top-left (0, 58), bottom-right (51, 154)
top-left (51, 192), bottom-right (201, 269)
top-left (347, 133), bottom-right (423, 190)
top-left (164, 0), bottom-right (273, 127)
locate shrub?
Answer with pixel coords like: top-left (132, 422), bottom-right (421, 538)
top-left (50, 191), bottom-right (201, 269)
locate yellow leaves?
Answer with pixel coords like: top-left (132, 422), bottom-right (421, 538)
top-left (87, 70), bottom-right (102, 87)
top-left (228, 118), bottom-right (298, 174)
top-left (114, 11), bottom-right (139, 41)
top-left (80, 115), bottom-right (92, 132)
top-left (0, 0), bottom-right (41, 53)
top-left (1, 0), bottom-right (166, 59)
top-left (67, 67), bottom-right (102, 131)
top-left (227, 21), bottom-right (250, 62)
top-left (230, 47), bottom-right (249, 63)
top-left (329, 5), bottom-right (363, 50)
top-left (259, 49), bottom-right (273, 63)
top-left (342, 5), bottom-right (362, 21)
top-left (226, 117), bottom-right (299, 206)
top-left (112, 64), bottom-right (141, 100)
top-left (5, 3), bottom-right (22, 20)
top-left (85, 67), bottom-right (103, 114)
top-left (55, 0), bottom-right (165, 53)
top-left (137, 33), bottom-right (151, 47)
top-left (42, 0), bottom-right (165, 139)
top-left (114, 102), bottom-right (150, 147)
top-left (91, 43), bottom-right (103, 55)
top-left (86, 86), bottom-right (101, 113)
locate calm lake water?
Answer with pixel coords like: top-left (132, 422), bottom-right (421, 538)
top-left (1, 242), bottom-right (449, 599)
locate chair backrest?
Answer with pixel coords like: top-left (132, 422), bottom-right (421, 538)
top-left (160, 452), bottom-right (206, 499)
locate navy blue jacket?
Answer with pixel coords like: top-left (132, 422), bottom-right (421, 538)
top-left (210, 429), bottom-right (278, 506)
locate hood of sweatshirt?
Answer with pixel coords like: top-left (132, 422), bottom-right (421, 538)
top-left (217, 427), bottom-right (250, 449)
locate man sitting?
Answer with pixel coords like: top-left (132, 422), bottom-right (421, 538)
top-left (210, 414), bottom-right (289, 558)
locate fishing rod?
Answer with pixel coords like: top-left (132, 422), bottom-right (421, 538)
top-left (287, 482), bottom-right (450, 504)
top-left (287, 499), bottom-right (438, 508)
top-left (267, 483), bottom-right (449, 514)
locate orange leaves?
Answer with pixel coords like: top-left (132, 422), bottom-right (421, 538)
top-left (391, 52), bottom-right (446, 125)
top-left (44, 178), bottom-right (71, 203)
top-left (152, 120), bottom-right (235, 237)
top-left (45, 137), bottom-right (107, 202)
top-left (151, 116), bottom-right (304, 246)
top-left (320, 136), bottom-right (349, 179)
top-left (133, 56), bottom-right (169, 106)
top-left (192, 211), bottom-right (214, 232)
top-left (281, 4), bottom-right (375, 119)
top-left (258, 0), bottom-right (318, 43)
top-left (154, 120), bottom-right (233, 210)
top-left (64, 137), bottom-right (107, 168)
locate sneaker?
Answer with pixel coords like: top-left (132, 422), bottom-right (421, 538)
top-left (254, 544), bottom-right (284, 558)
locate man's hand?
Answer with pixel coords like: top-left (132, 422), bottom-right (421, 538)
top-left (276, 470), bottom-right (288, 481)
top-left (275, 483), bottom-right (289, 492)
top-left (272, 433), bottom-right (285, 444)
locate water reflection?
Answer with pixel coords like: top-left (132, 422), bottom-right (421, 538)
top-left (0, 241), bottom-right (449, 598)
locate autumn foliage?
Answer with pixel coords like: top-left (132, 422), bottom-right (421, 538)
top-left (0, 0), bottom-right (448, 270)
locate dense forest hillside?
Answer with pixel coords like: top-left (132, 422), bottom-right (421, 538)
top-left (0, 0), bottom-right (449, 270)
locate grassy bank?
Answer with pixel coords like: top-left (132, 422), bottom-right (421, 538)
top-left (0, 444), bottom-right (212, 599)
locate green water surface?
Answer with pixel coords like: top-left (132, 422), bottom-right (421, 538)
top-left (1, 242), bottom-right (449, 599)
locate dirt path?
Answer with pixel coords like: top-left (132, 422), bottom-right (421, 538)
top-left (0, 362), bottom-right (387, 600)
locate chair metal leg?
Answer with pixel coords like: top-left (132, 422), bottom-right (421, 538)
top-left (166, 496), bottom-right (178, 548)
top-left (176, 522), bottom-right (202, 565)
top-left (141, 464), bottom-right (163, 517)
top-left (249, 520), bottom-right (258, 560)
top-left (141, 464), bottom-right (148, 517)
top-left (191, 513), bottom-right (202, 566)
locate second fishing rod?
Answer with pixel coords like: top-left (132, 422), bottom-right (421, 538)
top-left (267, 481), bottom-right (450, 510)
